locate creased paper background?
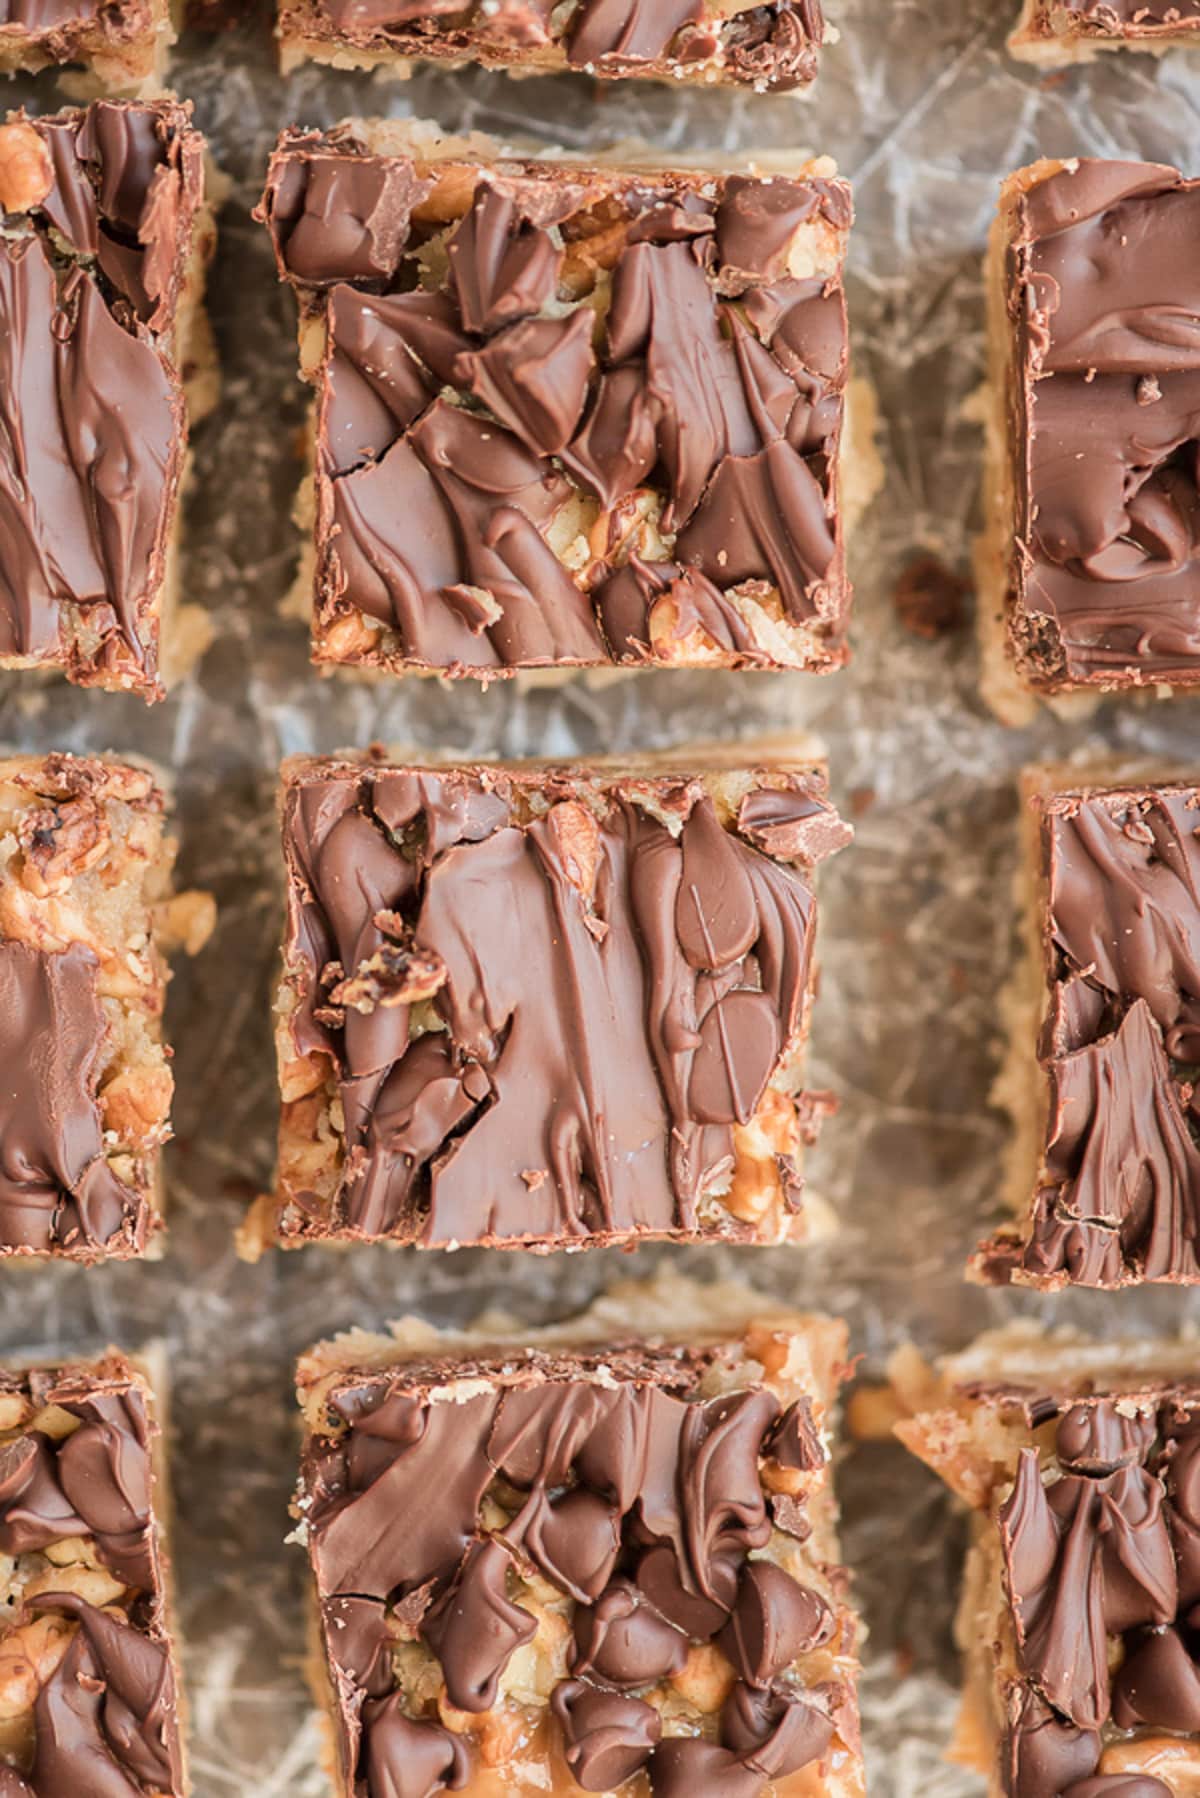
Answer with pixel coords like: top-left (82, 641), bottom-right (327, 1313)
top-left (4, 3), bottom-right (1200, 1792)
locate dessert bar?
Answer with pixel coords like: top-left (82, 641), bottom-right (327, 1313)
top-left (894, 1325), bottom-right (1200, 1797)
top-left (259, 122), bottom-right (855, 680)
top-left (0, 753), bottom-right (214, 1263)
top-left (0, 0), bottom-right (175, 85)
top-left (0, 99), bottom-right (215, 701)
top-left (979, 766), bottom-right (1200, 1290)
top-left (294, 1273), bottom-right (863, 1798)
top-left (0, 1349), bottom-right (186, 1795)
top-left (275, 0), bottom-right (827, 92)
top-left (1010, 0), bottom-right (1200, 65)
top-left (249, 747), bottom-right (850, 1256)
top-left (979, 158), bottom-right (1200, 720)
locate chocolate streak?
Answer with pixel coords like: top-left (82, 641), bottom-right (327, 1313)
top-left (0, 1359), bottom-right (184, 1796)
top-left (302, 1345), bottom-right (847, 1798)
top-left (981, 783), bottom-right (1200, 1288)
top-left (0, 101), bottom-right (204, 699)
top-left (995, 1390), bottom-right (1200, 1797)
top-left (1007, 160), bottom-right (1200, 694)
top-left (277, 759), bottom-right (846, 1250)
top-left (258, 135), bottom-right (850, 676)
top-left (284, 1), bottom-right (825, 92)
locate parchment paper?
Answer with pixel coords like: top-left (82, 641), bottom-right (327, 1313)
top-left (5, 5), bottom-right (1200, 1791)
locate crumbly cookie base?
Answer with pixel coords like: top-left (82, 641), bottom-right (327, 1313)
top-left (0, 0), bottom-right (173, 91)
top-left (295, 1271), bottom-right (864, 1798)
top-left (249, 742), bottom-right (839, 1261)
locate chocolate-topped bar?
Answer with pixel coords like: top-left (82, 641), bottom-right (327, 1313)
top-left (295, 1273), bottom-right (863, 1798)
top-left (978, 767), bottom-right (1200, 1290)
top-left (257, 123), bottom-right (855, 681)
top-left (0, 100), bottom-right (215, 702)
top-left (1010, 0), bottom-right (1200, 63)
top-left (0, 1349), bottom-right (186, 1795)
top-left (980, 158), bottom-right (1200, 720)
top-left (894, 1328), bottom-right (1200, 1798)
top-left (276, 0), bottom-right (826, 91)
top-left (0, 0), bottom-right (173, 84)
top-left (0, 753), bottom-right (214, 1263)
top-left (248, 748), bottom-right (850, 1257)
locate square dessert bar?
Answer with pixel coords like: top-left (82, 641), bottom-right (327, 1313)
top-left (0, 753), bottom-right (214, 1263)
top-left (977, 766), bottom-right (1200, 1290)
top-left (1009, 0), bottom-right (1200, 64)
top-left (0, 100), bottom-right (215, 702)
top-left (893, 1326), bottom-right (1200, 1798)
top-left (258, 124), bottom-right (854, 680)
top-left (276, 0), bottom-right (827, 92)
top-left (980, 158), bottom-right (1200, 721)
top-left (294, 1274), bottom-right (863, 1798)
top-left (0, 1350), bottom-right (186, 1794)
top-left (0, 0), bottom-right (174, 85)
top-left (254, 748), bottom-right (850, 1256)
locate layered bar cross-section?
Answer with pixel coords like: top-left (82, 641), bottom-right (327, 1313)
top-left (258, 123), bottom-right (854, 681)
top-left (0, 100), bottom-right (215, 700)
top-left (0, 753), bottom-right (213, 1263)
top-left (980, 159), bottom-right (1200, 718)
top-left (275, 1), bottom-right (827, 92)
top-left (979, 766), bottom-right (1200, 1290)
top-left (251, 749), bottom-right (850, 1256)
top-left (0, 0), bottom-right (175, 84)
top-left (0, 1350), bottom-right (186, 1795)
top-left (1009, 0), bottom-right (1200, 65)
top-left (294, 1274), bottom-right (864, 1798)
top-left (894, 1327), bottom-right (1200, 1798)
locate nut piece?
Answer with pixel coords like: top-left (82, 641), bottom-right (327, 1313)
top-left (0, 123), bottom-right (52, 216)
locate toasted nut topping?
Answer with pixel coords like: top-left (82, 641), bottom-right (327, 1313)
top-left (0, 123), bottom-right (52, 216)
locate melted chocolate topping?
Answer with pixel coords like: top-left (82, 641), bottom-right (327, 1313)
top-left (0, 101), bottom-right (203, 699)
top-left (277, 759), bottom-right (845, 1250)
top-left (301, 1347), bottom-right (845, 1798)
top-left (283, 0), bottom-right (824, 91)
top-left (1007, 160), bottom-right (1200, 693)
top-left (997, 1393), bottom-right (1200, 1792)
top-left (0, 1362), bottom-right (182, 1796)
top-left (258, 137), bottom-right (850, 676)
top-left (983, 784), bottom-right (1200, 1287)
top-left (0, 942), bottom-right (144, 1259)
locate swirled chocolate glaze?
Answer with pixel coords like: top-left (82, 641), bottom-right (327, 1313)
top-left (1003, 159), bottom-right (1200, 695)
top-left (278, 0), bottom-right (825, 92)
top-left (0, 1357), bottom-right (184, 1795)
top-left (984, 1389), bottom-right (1200, 1796)
top-left (274, 756), bottom-right (847, 1250)
top-left (977, 781), bottom-right (1200, 1288)
top-left (258, 133), bottom-right (851, 677)
top-left (300, 1339), bottom-right (851, 1798)
top-left (0, 100), bottom-right (204, 699)
top-left (1017, 0), bottom-right (1200, 56)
